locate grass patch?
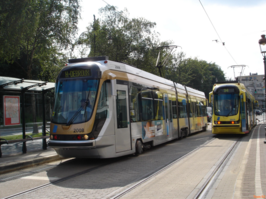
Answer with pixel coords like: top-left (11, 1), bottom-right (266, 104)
top-left (1, 132), bottom-right (50, 141)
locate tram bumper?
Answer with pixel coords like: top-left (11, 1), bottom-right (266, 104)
top-left (48, 140), bottom-right (96, 148)
top-left (212, 124), bottom-right (242, 134)
top-left (47, 135), bottom-right (116, 158)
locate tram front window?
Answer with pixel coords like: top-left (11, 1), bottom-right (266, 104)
top-left (52, 79), bottom-right (99, 124)
top-left (214, 93), bottom-right (239, 116)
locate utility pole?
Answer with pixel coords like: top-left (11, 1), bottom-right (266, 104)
top-left (93, 15), bottom-right (96, 57)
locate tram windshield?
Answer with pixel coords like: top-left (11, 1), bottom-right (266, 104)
top-left (52, 79), bottom-right (99, 124)
top-left (214, 93), bottom-right (239, 116)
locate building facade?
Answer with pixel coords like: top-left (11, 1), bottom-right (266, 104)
top-left (237, 73), bottom-right (265, 108)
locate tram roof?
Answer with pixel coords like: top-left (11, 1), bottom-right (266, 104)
top-left (212, 81), bottom-right (255, 99)
top-left (67, 57), bottom-right (206, 99)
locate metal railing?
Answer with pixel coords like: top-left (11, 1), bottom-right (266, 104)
top-left (0, 127), bottom-right (50, 158)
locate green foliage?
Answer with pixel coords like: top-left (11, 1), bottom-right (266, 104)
top-left (77, 5), bottom-right (226, 98)
top-left (78, 5), bottom-right (164, 72)
top-left (0, 0), bottom-right (80, 80)
top-left (165, 53), bottom-right (226, 98)
top-left (0, 2), bottom-right (227, 98)
top-left (1, 132), bottom-right (49, 141)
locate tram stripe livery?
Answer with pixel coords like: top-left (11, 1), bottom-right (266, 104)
top-left (48, 56), bottom-right (207, 158)
top-left (209, 81), bottom-right (257, 135)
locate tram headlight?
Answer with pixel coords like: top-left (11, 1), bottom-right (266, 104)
top-left (217, 121), bottom-right (221, 124)
top-left (83, 135), bottom-right (89, 140)
top-left (50, 135), bottom-right (53, 140)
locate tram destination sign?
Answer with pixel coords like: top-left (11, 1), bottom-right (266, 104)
top-left (218, 88), bottom-right (235, 94)
top-left (61, 69), bottom-right (91, 78)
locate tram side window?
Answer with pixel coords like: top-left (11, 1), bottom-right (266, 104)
top-left (201, 102), bottom-right (207, 117)
top-left (130, 86), bottom-right (141, 122)
top-left (189, 101), bottom-right (194, 117)
top-left (197, 101), bottom-right (203, 117)
top-left (194, 102), bottom-right (200, 117)
top-left (194, 102), bottom-right (198, 117)
top-left (116, 90), bottom-right (128, 128)
top-left (172, 101), bottom-right (177, 119)
top-left (154, 91), bottom-right (163, 120)
top-left (169, 100), bottom-right (173, 122)
top-left (178, 100), bottom-right (187, 118)
top-left (141, 90), bottom-right (154, 121)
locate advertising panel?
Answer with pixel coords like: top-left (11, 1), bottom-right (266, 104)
top-left (3, 96), bottom-right (20, 126)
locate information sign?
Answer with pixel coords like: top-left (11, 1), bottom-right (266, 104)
top-left (3, 96), bottom-right (20, 126)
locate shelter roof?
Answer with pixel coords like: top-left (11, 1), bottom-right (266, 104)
top-left (0, 76), bottom-right (55, 91)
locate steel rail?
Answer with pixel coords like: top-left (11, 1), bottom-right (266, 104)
top-left (2, 162), bottom-right (111, 199)
top-left (195, 138), bottom-right (241, 199)
top-left (195, 126), bottom-right (257, 199)
top-left (3, 137), bottom-right (216, 199)
top-left (110, 138), bottom-right (216, 199)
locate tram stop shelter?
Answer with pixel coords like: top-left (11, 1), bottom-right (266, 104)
top-left (0, 76), bottom-right (55, 157)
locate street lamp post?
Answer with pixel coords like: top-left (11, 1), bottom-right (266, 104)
top-left (258, 35), bottom-right (266, 142)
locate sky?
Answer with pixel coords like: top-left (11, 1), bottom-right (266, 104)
top-left (77, 0), bottom-right (266, 80)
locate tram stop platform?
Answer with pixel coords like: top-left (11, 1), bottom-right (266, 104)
top-left (0, 148), bottom-right (62, 175)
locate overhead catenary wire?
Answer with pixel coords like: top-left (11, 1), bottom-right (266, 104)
top-left (198, 0), bottom-right (238, 65)
top-left (102, 0), bottom-right (111, 6)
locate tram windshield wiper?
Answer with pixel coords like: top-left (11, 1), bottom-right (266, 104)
top-left (66, 107), bottom-right (82, 126)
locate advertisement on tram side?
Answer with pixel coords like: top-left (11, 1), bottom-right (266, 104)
top-left (142, 120), bottom-right (164, 139)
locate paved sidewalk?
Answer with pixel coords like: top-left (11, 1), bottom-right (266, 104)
top-left (0, 148), bottom-right (63, 175)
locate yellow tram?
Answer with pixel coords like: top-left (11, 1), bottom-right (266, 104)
top-left (209, 81), bottom-right (257, 134)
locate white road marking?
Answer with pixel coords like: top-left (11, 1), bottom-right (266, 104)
top-left (21, 176), bottom-right (60, 181)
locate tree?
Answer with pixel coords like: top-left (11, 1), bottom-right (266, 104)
top-left (78, 5), bottom-right (164, 73)
top-left (0, 0), bottom-right (80, 79)
top-left (164, 52), bottom-right (226, 98)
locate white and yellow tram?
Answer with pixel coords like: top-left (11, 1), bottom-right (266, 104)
top-left (48, 56), bottom-right (208, 158)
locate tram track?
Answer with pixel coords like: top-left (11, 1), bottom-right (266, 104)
top-left (3, 135), bottom-right (215, 199)
top-left (2, 161), bottom-right (111, 199)
top-left (109, 137), bottom-right (216, 199)
top-left (195, 126), bottom-right (258, 199)
top-left (195, 137), bottom-right (241, 199)
top-left (110, 129), bottom-right (255, 199)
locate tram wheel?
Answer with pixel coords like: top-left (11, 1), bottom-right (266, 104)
top-left (135, 140), bottom-right (143, 155)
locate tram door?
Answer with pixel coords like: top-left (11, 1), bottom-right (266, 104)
top-left (115, 84), bottom-right (131, 152)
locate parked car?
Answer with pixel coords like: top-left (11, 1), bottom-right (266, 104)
top-left (207, 112), bottom-right (212, 122)
top-left (256, 109), bottom-right (262, 115)
top-left (262, 108), bottom-right (266, 112)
